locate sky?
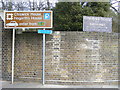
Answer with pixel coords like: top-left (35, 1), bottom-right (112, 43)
top-left (111, 0), bottom-right (119, 10)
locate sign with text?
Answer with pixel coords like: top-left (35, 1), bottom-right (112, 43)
top-left (38, 30), bottom-right (52, 34)
top-left (83, 16), bottom-right (112, 33)
top-left (4, 11), bottom-right (53, 28)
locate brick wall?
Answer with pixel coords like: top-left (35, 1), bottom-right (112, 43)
top-left (45, 31), bottom-right (118, 85)
top-left (2, 28), bottom-right (12, 81)
top-left (14, 33), bottom-right (43, 82)
top-left (2, 29), bottom-right (119, 85)
top-left (0, 18), bottom-right (2, 79)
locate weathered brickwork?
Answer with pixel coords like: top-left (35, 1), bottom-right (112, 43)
top-left (14, 33), bottom-right (43, 82)
top-left (45, 31), bottom-right (119, 85)
top-left (2, 31), bottom-right (43, 82)
top-left (2, 29), bottom-right (12, 81)
top-left (0, 18), bottom-right (2, 79)
top-left (2, 29), bottom-right (119, 85)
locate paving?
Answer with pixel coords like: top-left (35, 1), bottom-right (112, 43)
top-left (1, 81), bottom-right (118, 88)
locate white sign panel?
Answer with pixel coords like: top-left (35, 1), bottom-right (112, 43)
top-left (83, 16), bottom-right (112, 33)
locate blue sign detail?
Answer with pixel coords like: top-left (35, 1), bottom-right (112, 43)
top-left (44, 13), bottom-right (51, 20)
top-left (38, 30), bottom-right (53, 34)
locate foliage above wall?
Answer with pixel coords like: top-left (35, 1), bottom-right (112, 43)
top-left (53, 2), bottom-right (118, 32)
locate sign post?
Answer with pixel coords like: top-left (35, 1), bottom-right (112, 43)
top-left (42, 28), bottom-right (45, 85)
top-left (4, 11), bottom-right (53, 84)
top-left (12, 29), bottom-right (15, 84)
top-left (38, 29), bottom-right (53, 85)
